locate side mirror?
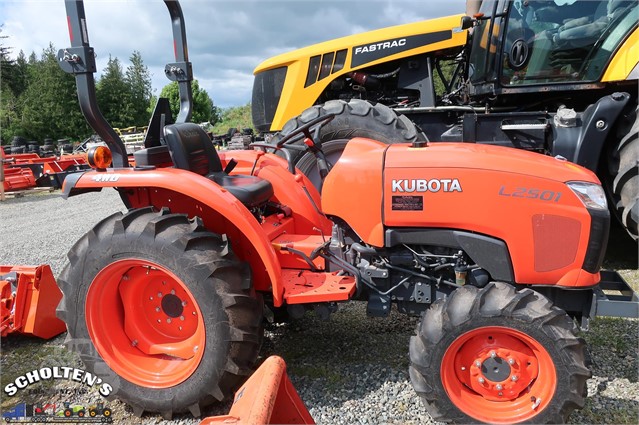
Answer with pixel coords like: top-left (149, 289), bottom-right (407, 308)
top-left (461, 16), bottom-right (474, 30)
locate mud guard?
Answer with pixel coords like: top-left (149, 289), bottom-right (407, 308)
top-left (61, 168), bottom-right (286, 306)
top-left (553, 92), bottom-right (630, 170)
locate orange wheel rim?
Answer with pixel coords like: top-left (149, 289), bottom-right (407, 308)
top-left (86, 259), bottom-right (205, 388)
top-left (441, 326), bottom-right (556, 424)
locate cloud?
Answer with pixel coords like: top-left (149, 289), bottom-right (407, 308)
top-left (1, 0), bottom-right (466, 107)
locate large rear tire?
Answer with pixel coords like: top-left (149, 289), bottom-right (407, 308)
top-left (608, 106), bottom-right (638, 239)
top-left (409, 282), bottom-right (590, 424)
top-left (56, 207), bottom-right (263, 419)
top-left (272, 99), bottom-right (425, 190)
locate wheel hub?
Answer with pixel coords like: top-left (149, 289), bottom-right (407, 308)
top-left (481, 356), bottom-right (511, 382)
top-left (161, 293), bottom-right (184, 318)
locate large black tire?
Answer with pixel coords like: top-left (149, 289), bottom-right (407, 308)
top-left (273, 99), bottom-right (425, 190)
top-left (409, 282), bottom-right (590, 424)
top-left (10, 136), bottom-right (27, 148)
top-left (57, 207), bottom-right (263, 419)
top-left (608, 106), bottom-right (638, 239)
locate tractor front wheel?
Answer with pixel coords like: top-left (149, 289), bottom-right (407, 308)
top-left (409, 282), bottom-right (590, 424)
top-left (56, 207), bottom-right (263, 419)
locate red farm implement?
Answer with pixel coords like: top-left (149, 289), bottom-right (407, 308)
top-left (0, 265), bottom-right (66, 339)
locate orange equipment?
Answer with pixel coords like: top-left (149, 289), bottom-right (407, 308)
top-left (201, 356), bottom-right (314, 425)
top-left (2, 167), bottom-right (36, 192)
top-left (0, 265), bottom-right (66, 339)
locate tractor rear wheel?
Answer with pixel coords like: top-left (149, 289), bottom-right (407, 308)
top-left (409, 282), bottom-right (590, 424)
top-left (608, 106), bottom-right (638, 239)
top-left (273, 99), bottom-right (425, 190)
top-left (56, 207), bottom-right (263, 419)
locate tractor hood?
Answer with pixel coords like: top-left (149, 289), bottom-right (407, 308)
top-left (322, 138), bottom-right (603, 254)
top-left (254, 14), bottom-right (468, 73)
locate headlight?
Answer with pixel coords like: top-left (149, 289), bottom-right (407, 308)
top-left (567, 181), bottom-right (607, 210)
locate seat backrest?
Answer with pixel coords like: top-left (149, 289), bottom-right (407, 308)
top-left (163, 123), bottom-right (223, 175)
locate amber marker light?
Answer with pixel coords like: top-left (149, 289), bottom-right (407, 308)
top-left (87, 145), bottom-right (113, 170)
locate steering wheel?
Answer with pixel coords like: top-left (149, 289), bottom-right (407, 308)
top-left (251, 113), bottom-right (336, 175)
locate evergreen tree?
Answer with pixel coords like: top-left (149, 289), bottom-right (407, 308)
top-left (96, 55), bottom-right (131, 129)
top-left (12, 51), bottom-right (29, 98)
top-left (19, 44), bottom-right (89, 141)
top-left (157, 80), bottom-right (214, 123)
top-left (0, 30), bottom-right (14, 90)
top-left (125, 51), bottom-right (152, 127)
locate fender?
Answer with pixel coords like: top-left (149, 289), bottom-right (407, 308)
top-left (62, 168), bottom-right (287, 306)
top-left (553, 92), bottom-right (630, 171)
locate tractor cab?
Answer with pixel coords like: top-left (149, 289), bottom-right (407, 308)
top-left (469, 0), bottom-right (638, 98)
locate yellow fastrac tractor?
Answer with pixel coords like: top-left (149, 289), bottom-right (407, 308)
top-left (252, 0), bottom-right (639, 239)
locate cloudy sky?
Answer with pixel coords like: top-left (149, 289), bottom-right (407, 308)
top-left (1, 0), bottom-right (466, 108)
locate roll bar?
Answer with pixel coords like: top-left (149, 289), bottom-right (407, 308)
top-left (58, 0), bottom-right (194, 167)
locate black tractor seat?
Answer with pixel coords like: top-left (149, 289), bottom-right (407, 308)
top-left (158, 123), bottom-right (273, 208)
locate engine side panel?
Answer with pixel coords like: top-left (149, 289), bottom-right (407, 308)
top-left (382, 144), bottom-right (599, 286)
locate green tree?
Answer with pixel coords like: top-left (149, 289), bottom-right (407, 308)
top-left (17, 44), bottom-right (89, 141)
top-left (211, 103), bottom-right (253, 134)
top-left (12, 51), bottom-right (29, 98)
top-left (157, 80), bottom-right (214, 123)
top-left (96, 55), bottom-right (131, 129)
top-left (125, 51), bottom-right (152, 127)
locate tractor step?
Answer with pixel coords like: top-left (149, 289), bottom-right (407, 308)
top-left (282, 270), bottom-right (356, 304)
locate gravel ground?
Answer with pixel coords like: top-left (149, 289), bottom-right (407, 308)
top-left (1, 188), bottom-right (637, 424)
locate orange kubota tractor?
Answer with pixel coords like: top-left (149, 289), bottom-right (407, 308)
top-left (55, 1), bottom-right (638, 424)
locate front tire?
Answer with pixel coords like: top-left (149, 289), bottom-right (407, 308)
top-left (273, 99), bottom-right (425, 190)
top-left (56, 207), bottom-right (263, 419)
top-left (409, 282), bottom-right (590, 424)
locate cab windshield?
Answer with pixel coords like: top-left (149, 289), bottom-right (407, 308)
top-left (501, 0), bottom-right (638, 85)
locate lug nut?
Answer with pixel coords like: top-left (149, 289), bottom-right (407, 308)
top-left (155, 307), bottom-right (160, 312)
top-left (182, 301), bottom-right (188, 307)
top-left (167, 318), bottom-right (172, 324)
top-left (508, 358), bottom-right (515, 365)
top-left (478, 377), bottom-right (485, 384)
top-left (490, 351), bottom-right (497, 358)
top-left (157, 292), bottom-right (163, 298)
top-left (496, 384), bottom-right (503, 390)
top-left (180, 316), bottom-right (185, 321)
top-left (475, 361), bottom-right (481, 367)
top-left (512, 375), bottom-right (519, 382)
top-left (171, 289), bottom-right (176, 295)
top-left (193, 345), bottom-right (199, 353)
